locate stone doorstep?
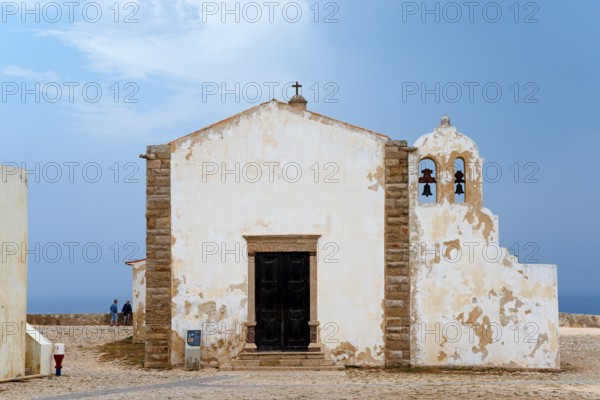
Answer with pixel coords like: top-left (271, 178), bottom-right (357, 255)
top-left (299, 359), bottom-right (330, 366)
top-left (232, 351), bottom-right (338, 370)
top-left (231, 359), bottom-right (342, 371)
top-left (232, 360), bottom-right (335, 367)
top-left (232, 359), bottom-right (261, 367)
top-left (238, 352), bottom-right (325, 360)
top-left (279, 360), bottom-right (303, 367)
top-left (231, 365), bottom-right (345, 371)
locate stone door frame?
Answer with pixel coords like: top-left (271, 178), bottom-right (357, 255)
top-left (242, 235), bottom-right (322, 353)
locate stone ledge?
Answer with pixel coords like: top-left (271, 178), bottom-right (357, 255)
top-left (27, 314), bottom-right (120, 326)
top-left (238, 352), bottom-right (325, 360)
top-left (559, 312), bottom-right (600, 328)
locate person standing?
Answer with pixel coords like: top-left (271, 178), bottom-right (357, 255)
top-left (110, 299), bottom-right (119, 327)
top-left (122, 300), bottom-right (133, 326)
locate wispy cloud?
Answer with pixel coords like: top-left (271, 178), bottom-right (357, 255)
top-left (38, 0), bottom-right (323, 82)
top-left (26, 0), bottom-right (330, 140)
top-left (2, 65), bottom-right (59, 81)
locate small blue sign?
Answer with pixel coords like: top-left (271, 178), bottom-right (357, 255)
top-left (187, 330), bottom-right (201, 347)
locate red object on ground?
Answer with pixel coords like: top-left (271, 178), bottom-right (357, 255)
top-left (54, 354), bottom-right (64, 376)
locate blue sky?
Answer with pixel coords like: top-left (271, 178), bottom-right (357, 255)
top-left (1, 0), bottom-right (598, 313)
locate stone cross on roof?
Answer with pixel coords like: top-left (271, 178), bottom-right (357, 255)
top-left (288, 81), bottom-right (307, 109)
top-left (292, 81), bottom-right (302, 96)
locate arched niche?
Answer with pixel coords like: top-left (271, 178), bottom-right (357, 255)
top-left (418, 158), bottom-right (437, 203)
top-left (454, 157), bottom-right (466, 203)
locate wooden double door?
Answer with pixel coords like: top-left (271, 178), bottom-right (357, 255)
top-left (255, 252), bottom-right (310, 351)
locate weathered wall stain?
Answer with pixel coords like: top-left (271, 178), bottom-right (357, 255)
top-left (466, 307), bottom-right (483, 324)
top-left (443, 239), bottom-right (460, 260)
top-left (529, 333), bottom-right (548, 357)
top-left (227, 278), bottom-right (247, 295)
top-left (471, 315), bottom-right (493, 360)
top-left (198, 301), bottom-right (218, 321)
top-left (438, 351), bottom-right (447, 362)
top-left (367, 166), bottom-right (384, 191)
top-left (330, 342), bottom-right (357, 363)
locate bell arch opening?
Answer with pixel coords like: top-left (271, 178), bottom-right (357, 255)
top-left (454, 158), bottom-right (466, 203)
top-left (418, 158), bottom-right (437, 203)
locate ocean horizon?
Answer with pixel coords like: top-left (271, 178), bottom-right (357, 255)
top-left (27, 294), bottom-right (600, 316)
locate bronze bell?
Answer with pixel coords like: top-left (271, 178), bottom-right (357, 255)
top-left (454, 170), bottom-right (465, 183)
top-left (455, 183), bottom-right (465, 195)
top-left (422, 183), bottom-right (433, 197)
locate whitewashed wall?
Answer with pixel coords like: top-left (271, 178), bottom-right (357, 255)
top-left (408, 121), bottom-right (559, 369)
top-left (25, 324), bottom-right (53, 376)
top-left (169, 101), bottom-right (388, 366)
top-left (127, 260), bottom-right (146, 342)
top-left (0, 166), bottom-right (28, 379)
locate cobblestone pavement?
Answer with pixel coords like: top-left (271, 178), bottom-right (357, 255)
top-left (1, 327), bottom-right (599, 399)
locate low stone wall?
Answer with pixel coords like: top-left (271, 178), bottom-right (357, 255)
top-left (559, 313), bottom-right (600, 328)
top-left (27, 314), bottom-right (125, 326)
top-left (28, 312), bottom-right (600, 329)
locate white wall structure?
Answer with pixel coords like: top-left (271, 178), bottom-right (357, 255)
top-left (0, 166), bottom-right (28, 379)
top-left (25, 324), bottom-right (53, 376)
top-left (169, 101), bottom-right (389, 367)
top-left (408, 117), bottom-right (559, 369)
top-left (142, 102), bottom-right (560, 370)
top-left (125, 259), bottom-right (147, 342)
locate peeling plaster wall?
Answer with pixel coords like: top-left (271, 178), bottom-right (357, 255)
top-left (408, 123), bottom-right (559, 370)
top-left (170, 102), bottom-right (387, 367)
top-left (128, 260), bottom-right (146, 342)
top-left (0, 166), bottom-right (28, 379)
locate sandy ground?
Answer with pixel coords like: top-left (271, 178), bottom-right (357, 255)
top-left (1, 326), bottom-right (600, 399)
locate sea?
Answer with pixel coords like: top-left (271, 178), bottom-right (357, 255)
top-left (27, 294), bottom-right (600, 315)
